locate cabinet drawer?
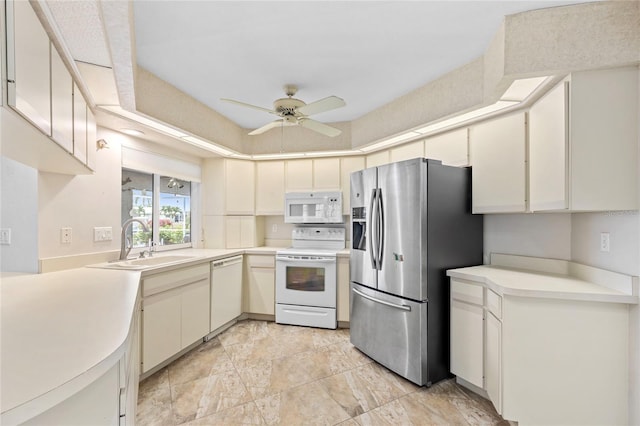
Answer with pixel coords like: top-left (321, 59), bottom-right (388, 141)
top-left (486, 288), bottom-right (502, 319)
top-left (143, 264), bottom-right (209, 297)
top-left (451, 279), bottom-right (483, 305)
top-left (247, 255), bottom-right (275, 268)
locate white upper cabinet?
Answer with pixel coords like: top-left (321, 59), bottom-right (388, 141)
top-left (529, 80), bottom-right (567, 211)
top-left (285, 159), bottom-right (313, 191)
top-left (8, 0), bottom-right (51, 135)
top-left (424, 128), bottom-right (469, 166)
top-left (255, 161), bottom-right (285, 215)
top-left (73, 83), bottom-right (87, 164)
top-left (529, 67), bottom-right (638, 212)
top-left (86, 108), bottom-right (97, 170)
top-left (365, 150), bottom-right (390, 168)
top-left (340, 156), bottom-right (365, 215)
top-left (389, 140), bottom-right (424, 163)
top-left (225, 159), bottom-right (255, 214)
top-left (4, 1), bottom-right (94, 174)
top-left (50, 45), bottom-right (73, 153)
top-left (313, 158), bottom-right (340, 189)
top-left (469, 113), bottom-right (527, 213)
top-left (202, 158), bottom-right (255, 215)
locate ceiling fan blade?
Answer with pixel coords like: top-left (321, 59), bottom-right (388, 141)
top-left (299, 118), bottom-right (342, 137)
top-left (297, 96), bottom-right (346, 116)
top-left (248, 119), bottom-right (286, 135)
top-left (221, 98), bottom-right (276, 115)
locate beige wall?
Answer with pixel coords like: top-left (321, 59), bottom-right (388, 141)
top-left (38, 129), bottom-right (122, 260)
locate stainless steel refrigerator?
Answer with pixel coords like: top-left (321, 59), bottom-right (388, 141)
top-left (350, 158), bottom-right (483, 386)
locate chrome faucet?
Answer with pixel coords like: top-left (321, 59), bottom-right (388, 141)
top-left (119, 218), bottom-right (150, 260)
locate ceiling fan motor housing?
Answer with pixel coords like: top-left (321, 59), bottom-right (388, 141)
top-left (274, 97), bottom-right (306, 117)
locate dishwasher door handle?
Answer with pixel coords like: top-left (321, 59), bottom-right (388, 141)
top-left (352, 287), bottom-right (411, 312)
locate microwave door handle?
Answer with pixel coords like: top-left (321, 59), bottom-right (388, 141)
top-left (376, 188), bottom-right (384, 270)
top-left (368, 188), bottom-right (378, 269)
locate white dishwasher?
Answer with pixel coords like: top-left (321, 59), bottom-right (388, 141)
top-left (210, 255), bottom-right (243, 332)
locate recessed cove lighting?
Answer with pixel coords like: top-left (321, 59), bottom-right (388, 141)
top-left (120, 128), bottom-right (145, 137)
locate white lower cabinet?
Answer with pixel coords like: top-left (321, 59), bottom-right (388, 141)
top-left (141, 264), bottom-right (210, 373)
top-left (484, 310), bottom-right (502, 414)
top-left (245, 254), bottom-right (275, 315)
top-left (450, 279), bottom-right (484, 389)
top-left (450, 278), bottom-right (629, 424)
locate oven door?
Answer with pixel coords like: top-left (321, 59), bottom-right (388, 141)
top-left (275, 254), bottom-right (337, 308)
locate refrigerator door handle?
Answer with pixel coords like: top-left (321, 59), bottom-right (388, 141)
top-left (368, 188), bottom-right (378, 269)
top-left (376, 188), bottom-right (384, 270)
top-left (352, 288), bottom-right (411, 312)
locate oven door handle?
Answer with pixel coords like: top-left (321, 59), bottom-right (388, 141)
top-left (352, 288), bottom-right (411, 312)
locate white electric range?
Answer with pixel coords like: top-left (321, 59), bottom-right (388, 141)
top-left (275, 227), bottom-right (345, 329)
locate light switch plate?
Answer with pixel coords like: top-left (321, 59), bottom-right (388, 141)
top-left (0, 228), bottom-right (11, 245)
top-left (93, 227), bottom-right (113, 242)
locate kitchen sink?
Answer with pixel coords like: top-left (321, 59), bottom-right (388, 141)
top-left (88, 255), bottom-right (196, 270)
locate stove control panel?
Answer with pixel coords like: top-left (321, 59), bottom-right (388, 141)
top-left (292, 227), bottom-right (345, 242)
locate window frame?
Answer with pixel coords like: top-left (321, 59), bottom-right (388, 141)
top-left (123, 169), bottom-right (199, 255)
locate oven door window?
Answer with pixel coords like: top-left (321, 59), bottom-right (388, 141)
top-left (286, 266), bottom-right (325, 292)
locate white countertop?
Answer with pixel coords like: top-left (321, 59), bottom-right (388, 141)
top-left (0, 268), bottom-right (141, 422)
top-left (447, 264), bottom-right (638, 304)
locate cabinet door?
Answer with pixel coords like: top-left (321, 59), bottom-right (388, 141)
top-left (248, 261), bottom-right (275, 315)
top-left (340, 156), bottom-right (365, 215)
top-left (365, 150), bottom-right (389, 168)
top-left (469, 113), bottom-right (527, 213)
top-left (225, 216), bottom-right (241, 248)
top-left (337, 257), bottom-right (350, 322)
top-left (529, 80), bottom-right (568, 211)
top-left (50, 45), bottom-right (73, 153)
top-left (485, 311), bottom-right (502, 415)
top-left (142, 290), bottom-right (181, 373)
top-left (389, 140), bottom-right (423, 163)
top-left (285, 159), bottom-right (313, 191)
top-left (225, 216), bottom-right (257, 248)
top-left (313, 158), bottom-right (340, 189)
top-left (450, 299), bottom-right (484, 388)
top-left (8, 0), bottom-right (51, 135)
top-left (86, 108), bottom-right (97, 171)
top-left (73, 84), bottom-right (87, 164)
top-left (255, 161), bottom-right (285, 214)
top-left (424, 128), bottom-right (469, 166)
top-left (181, 279), bottom-right (210, 349)
top-left (225, 159), bottom-right (254, 214)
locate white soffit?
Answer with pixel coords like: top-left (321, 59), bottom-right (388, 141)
top-left (44, 0), bottom-right (110, 67)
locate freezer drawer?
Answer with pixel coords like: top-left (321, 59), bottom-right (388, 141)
top-left (349, 282), bottom-right (428, 385)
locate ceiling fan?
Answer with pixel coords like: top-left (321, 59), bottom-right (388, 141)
top-left (221, 85), bottom-right (346, 137)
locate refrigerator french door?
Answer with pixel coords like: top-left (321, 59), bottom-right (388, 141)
top-left (349, 158), bottom-right (483, 386)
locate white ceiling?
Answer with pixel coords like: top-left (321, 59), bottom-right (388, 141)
top-left (132, 1), bottom-right (593, 131)
top-left (46, 0), bottom-right (595, 135)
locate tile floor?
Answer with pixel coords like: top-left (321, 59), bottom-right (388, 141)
top-left (137, 320), bottom-right (507, 425)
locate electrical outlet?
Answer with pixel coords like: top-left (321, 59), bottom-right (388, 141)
top-left (0, 228), bottom-right (11, 245)
top-left (600, 232), bottom-right (610, 252)
top-left (61, 227), bottom-right (72, 244)
top-left (271, 224), bottom-right (278, 234)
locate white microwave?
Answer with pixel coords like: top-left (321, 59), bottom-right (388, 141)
top-left (284, 191), bottom-right (343, 224)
